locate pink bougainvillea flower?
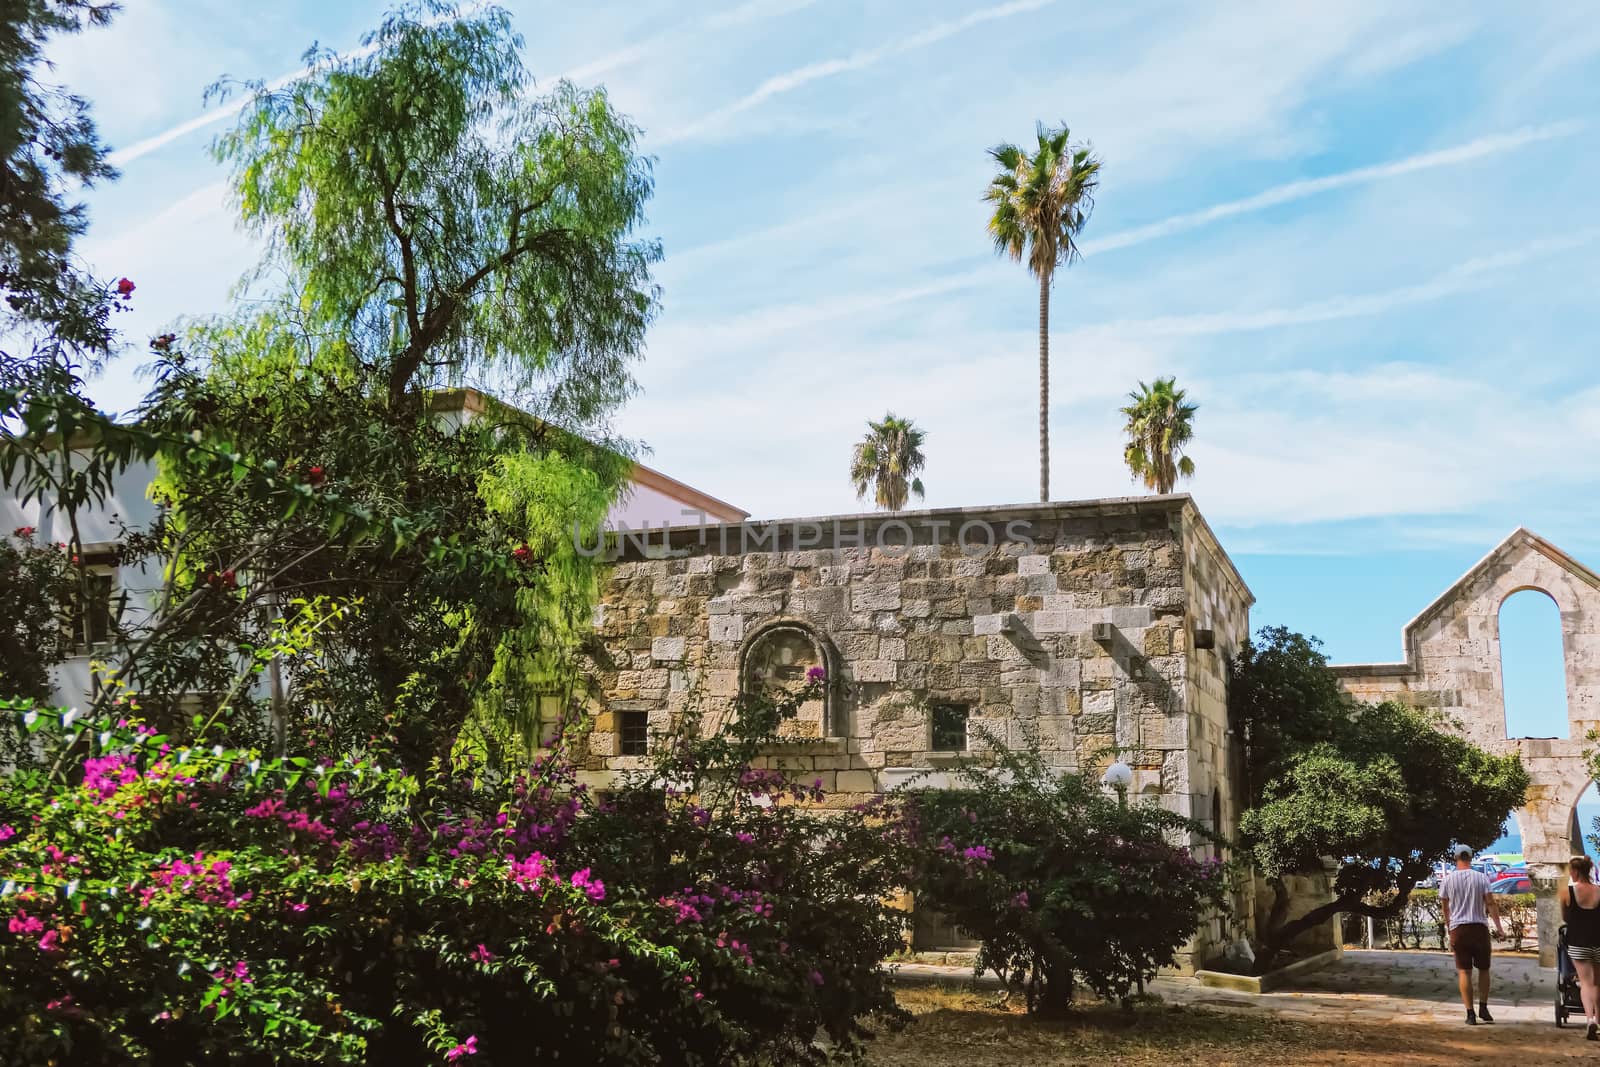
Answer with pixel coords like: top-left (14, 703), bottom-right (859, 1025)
top-left (0, 825), bottom-right (15, 842)
top-left (805, 666), bottom-right (826, 683)
top-left (38, 928), bottom-right (61, 953)
top-left (570, 868), bottom-right (606, 901)
top-left (506, 852), bottom-right (548, 890)
top-left (8, 911), bottom-right (43, 936)
top-left (445, 1035), bottom-right (478, 1060)
top-left (470, 943), bottom-right (494, 963)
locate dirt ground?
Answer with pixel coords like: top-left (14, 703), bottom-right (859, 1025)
top-left (865, 986), bottom-right (1600, 1065)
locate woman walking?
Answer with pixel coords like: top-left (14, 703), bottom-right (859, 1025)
top-left (1563, 855), bottom-right (1600, 1039)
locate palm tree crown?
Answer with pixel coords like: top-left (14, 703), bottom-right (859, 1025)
top-left (984, 121), bottom-right (1101, 503)
top-left (851, 413), bottom-right (927, 512)
top-left (1120, 377), bottom-right (1197, 495)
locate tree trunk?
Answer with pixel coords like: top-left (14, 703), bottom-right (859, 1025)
top-left (1037, 272), bottom-right (1051, 503)
top-left (1039, 959), bottom-right (1072, 1018)
top-left (1256, 877), bottom-right (1419, 973)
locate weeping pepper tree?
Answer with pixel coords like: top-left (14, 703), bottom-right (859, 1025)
top-left (111, 1), bottom-right (660, 770)
top-left (1233, 627), bottom-right (1528, 970)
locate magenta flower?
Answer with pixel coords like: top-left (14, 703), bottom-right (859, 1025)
top-left (570, 868), bottom-right (606, 901)
top-left (8, 911), bottom-right (44, 936)
top-left (0, 825), bottom-right (15, 842)
top-left (506, 852), bottom-right (549, 890)
top-left (470, 943), bottom-right (495, 963)
top-left (445, 1035), bottom-right (479, 1060)
top-left (808, 969), bottom-right (824, 986)
top-left (805, 666), bottom-right (826, 683)
top-left (38, 929), bottom-right (61, 953)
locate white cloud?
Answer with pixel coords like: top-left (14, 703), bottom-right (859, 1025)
top-left (1081, 121), bottom-right (1587, 257)
top-left (657, 0), bottom-right (1058, 144)
top-left (1074, 228), bottom-right (1600, 340)
top-left (703, 0), bottom-right (824, 30)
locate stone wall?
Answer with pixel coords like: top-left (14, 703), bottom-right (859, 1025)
top-left (582, 496), bottom-right (1254, 968)
top-left (1332, 528), bottom-right (1600, 966)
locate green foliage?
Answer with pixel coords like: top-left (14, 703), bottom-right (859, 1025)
top-left (849, 412), bottom-right (926, 512)
top-left (117, 350), bottom-right (625, 770)
top-left (211, 0), bottom-right (660, 411)
top-left (983, 122), bottom-right (1101, 281)
top-left (0, 528), bottom-right (73, 706)
top-left (0, 683), bottom-right (906, 1065)
top-left (1120, 376), bottom-right (1197, 495)
top-left (895, 743), bottom-right (1229, 1015)
top-left (0, 0), bottom-right (118, 350)
top-left (1232, 627), bottom-right (1529, 958)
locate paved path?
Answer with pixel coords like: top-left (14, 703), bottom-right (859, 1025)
top-left (896, 948), bottom-right (1564, 1026)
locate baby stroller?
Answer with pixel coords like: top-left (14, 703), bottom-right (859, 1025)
top-left (1557, 924), bottom-right (1586, 1026)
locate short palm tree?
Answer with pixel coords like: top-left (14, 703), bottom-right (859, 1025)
top-left (1121, 377), bottom-right (1197, 494)
top-left (985, 122), bottom-right (1101, 503)
top-left (851, 413), bottom-right (926, 512)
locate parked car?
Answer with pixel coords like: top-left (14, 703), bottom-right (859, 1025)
top-left (1490, 876), bottom-right (1533, 894)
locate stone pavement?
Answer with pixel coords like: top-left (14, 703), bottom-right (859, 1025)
top-left (896, 948), bottom-right (1564, 1026)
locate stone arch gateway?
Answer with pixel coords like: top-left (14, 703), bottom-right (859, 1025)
top-left (1332, 528), bottom-right (1600, 964)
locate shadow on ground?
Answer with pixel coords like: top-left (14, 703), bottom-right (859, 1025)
top-left (875, 951), bottom-right (1591, 1065)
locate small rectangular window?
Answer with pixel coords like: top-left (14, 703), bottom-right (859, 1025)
top-left (618, 710), bottom-right (649, 756)
top-left (931, 703), bottom-right (969, 751)
top-left (66, 564), bottom-right (116, 650)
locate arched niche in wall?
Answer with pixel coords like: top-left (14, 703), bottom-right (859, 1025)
top-left (1499, 587), bottom-right (1569, 740)
top-left (738, 618), bottom-right (840, 739)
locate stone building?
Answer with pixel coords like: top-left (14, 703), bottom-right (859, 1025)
top-left (582, 494), bottom-right (1255, 966)
top-left (1334, 528), bottom-right (1600, 965)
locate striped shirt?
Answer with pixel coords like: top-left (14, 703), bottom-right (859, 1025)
top-left (1439, 867), bottom-right (1491, 929)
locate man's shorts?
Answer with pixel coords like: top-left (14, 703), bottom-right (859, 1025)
top-left (1449, 922), bottom-right (1492, 970)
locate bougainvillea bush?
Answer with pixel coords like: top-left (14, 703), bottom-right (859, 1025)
top-left (0, 685), bottom-right (906, 1065)
top-left (893, 745), bottom-right (1230, 1016)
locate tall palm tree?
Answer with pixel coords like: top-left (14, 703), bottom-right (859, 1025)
top-left (1121, 377), bottom-right (1197, 494)
top-left (850, 413), bottom-right (927, 512)
top-left (985, 122), bottom-right (1101, 503)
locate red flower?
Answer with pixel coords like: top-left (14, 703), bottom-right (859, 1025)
top-left (511, 544), bottom-right (532, 564)
top-left (12, 526), bottom-right (34, 539)
top-left (306, 466), bottom-right (325, 486)
top-left (115, 278), bottom-right (135, 299)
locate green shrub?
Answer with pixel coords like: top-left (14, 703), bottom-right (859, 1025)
top-left (893, 745), bottom-right (1229, 1016)
top-left (0, 685), bottom-right (906, 1065)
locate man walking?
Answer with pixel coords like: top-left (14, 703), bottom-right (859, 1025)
top-left (1438, 845), bottom-right (1504, 1024)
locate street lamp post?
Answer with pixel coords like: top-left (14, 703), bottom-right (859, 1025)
top-left (1101, 761), bottom-right (1132, 810)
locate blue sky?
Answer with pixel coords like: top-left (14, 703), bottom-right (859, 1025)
top-left (48, 1), bottom-right (1598, 720)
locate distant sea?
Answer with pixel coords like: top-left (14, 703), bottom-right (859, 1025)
top-left (1484, 804), bottom-right (1600, 857)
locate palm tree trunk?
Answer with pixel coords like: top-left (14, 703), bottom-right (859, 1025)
top-left (1038, 272), bottom-right (1051, 503)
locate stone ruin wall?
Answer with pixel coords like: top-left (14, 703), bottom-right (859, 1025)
top-left (583, 500), bottom-right (1244, 807)
top-left (1332, 529), bottom-right (1600, 966)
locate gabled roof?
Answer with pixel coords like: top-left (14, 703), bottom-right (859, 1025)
top-left (1334, 527), bottom-right (1599, 674)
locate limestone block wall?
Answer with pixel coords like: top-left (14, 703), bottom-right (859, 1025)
top-left (1332, 529), bottom-right (1600, 966)
top-left (584, 496), bottom-right (1253, 970)
top-left (585, 499), bottom-right (1249, 809)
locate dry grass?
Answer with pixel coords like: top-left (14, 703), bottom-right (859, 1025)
top-left (865, 984), bottom-right (1596, 1065)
